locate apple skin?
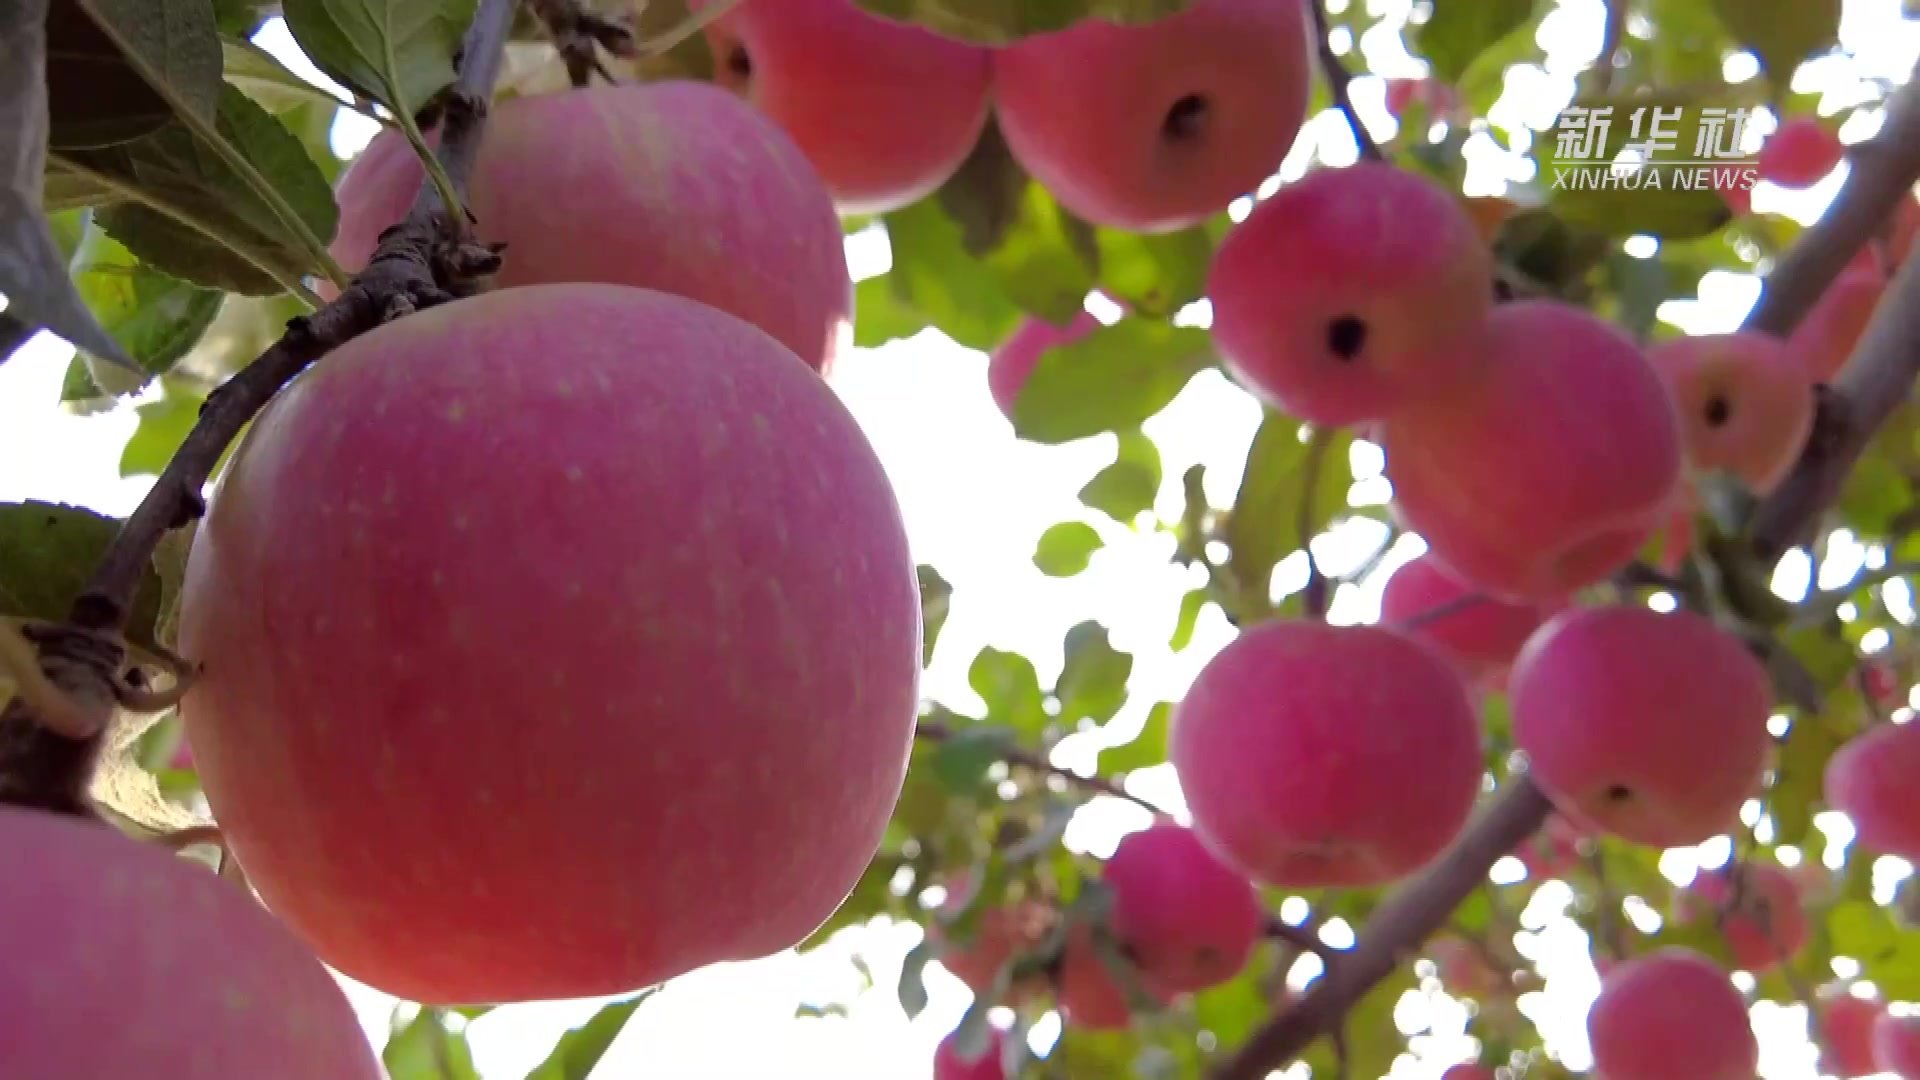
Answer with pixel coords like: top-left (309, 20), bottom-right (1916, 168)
top-left (179, 284), bottom-right (921, 1004)
top-left (327, 81), bottom-right (851, 374)
top-left (1758, 117), bottom-right (1845, 189)
top-left (1875, 1012), bottom-right (1920, 1079)
top-left (1814, 992), bottom-right (1886, 1078)
top-left (1104, 823), bottom-right (1263, 995)
top-left (1508, 606), bottom-right (1772, 848)
top-left (1171, 620), bottom-right (1483, 888)
top-left (696, 0), bottom-right (992, 214)
top-left (933, 1026), bottom-right (1007, 1080)
top-left (988, 311), bottom-right (1101, 423)
top-left (1586, 947), bottom-right (1758, 1080)
top-left (0, 808), bottom-right (381, 1079)
top-left (993, 0), bottom-right (1313, 233)
top-left (1825, 720), bottom-right (1920, 863)
top-left (1790, 266), bottom-right (1886, 382)
top-left (1646, 332), bottom-right (1815, 493)
top-left (1209, 162), bottom-right (1495, 427)
top-left (1381, 301), bottom-right (1683, 602)
top-left (1378, 552), bottom-right (1558, 688)
top-left (1673, 861), bottom-right (1809, 972)
top-left (931, 886), bottom-right (1057, 1004)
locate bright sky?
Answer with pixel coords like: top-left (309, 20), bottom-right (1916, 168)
top-left (4, 1), bottom-right (1920, 1077)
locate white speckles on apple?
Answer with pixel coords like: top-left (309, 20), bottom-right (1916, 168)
top-left (311, 614), bottom-right (331, 634)
top-left (430, 570), bottom-right (446, 588)
top-left (554, 379), bottom-right (575, 398)
top-left (564, 465), bottom-right (585, 484)
top-left (750, 413), bottom-right (773, 443)
top-left (445, 400), bottom-right (468, 423)
top-left (224, 988), bottom-right (254, 1013)
top-left (453, 513), bottom-right (471, 532)
top-left (565, 581), bottom-right (585, 598)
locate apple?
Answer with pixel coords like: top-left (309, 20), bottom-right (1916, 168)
top-left (0, 808), bottom-right (380, 1078)
top-left (988, 311), bottom-right (1101, 423)
top-left (933, 1025), bottom-right (1007, 1080)
top-left (1586, 947), bottom-right (1757, 1080)
top-left (1105, 823), bottom-right (1263, 994)
top-left (1815, 991), bottom-right (1887, 1078)
top-left (327, 81), bottom-right (851, 374)
top-left (1825, 720), bottom-right (1920, 862)
top-left (993, 0), bottom-right (1312, 232)
top-left (1758, 117), bottom-right (1845, 189)
top-left (179, 284), bottom-right (921, 1003)
top-left (1646, 332), bottom-right (1815, 493)
top-left (1876, 1012), bottom-right (1920, 1079)
top-left (696, 0), bottom-right (992, 213)
top-left (1674, 861), bottom-right (1809, 972)
top-left (1378, 553), bottom-right (1558, 688)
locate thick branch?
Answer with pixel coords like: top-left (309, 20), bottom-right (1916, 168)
top-left (1212, 779), bottom-right (1554, 1080)
top-left (1745, 68), bottom-right (1920, 339)
top-left (0, 0), bottom-right (520, 816)
top-left (916, 721), bottom-right (1169, 818)
top-left (1309, 1), bottom-right (1380, 161)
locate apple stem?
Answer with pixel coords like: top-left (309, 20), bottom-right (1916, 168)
top-left (0, 0), bottom-right (523, 817)
top-left (915, 720), bottom-right (1170, 818)
top-left (1308, 0), bottom-right (1382, 162)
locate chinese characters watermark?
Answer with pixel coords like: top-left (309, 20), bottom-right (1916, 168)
top-left (1548, 104), bottom-right (1759, 193)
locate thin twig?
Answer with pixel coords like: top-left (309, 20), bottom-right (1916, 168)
top-left (1299, 429), bottom-right (1335, 619)
top-left (916, 721), bottom-right (1169, 818)
top-left (1309, 0), bottom-right (1381, 160)
top-left (1587, 847), bottom-right (1626, 963)
top-left (0, 0), bottom-right (521, 817)
top-left (1266, 914), bottom-right (1340, 961)
top-left (525, 0), bottom-right (636, 87)
top-left (1394, 591), bottom-right (1490, 633)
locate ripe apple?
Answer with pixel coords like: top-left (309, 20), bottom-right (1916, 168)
top-left (1825, 721), bottom-right (1920, 862)
top-left (1055, 927), bottom-right (1152, 1029)
top-left (1790, 266), bottom-right (1885, 382)
top-left (1815, 991), bottom-right (1886, 1078)
top-left (1509, 606), bottom-right (1772, 847)
top-left (696, 0), bottom-right (992, 213)
top-left (993, 0), bottom-right (1312, 232)
top-left (988, 310), bottom-right (1101, 423)
top-left (1758, 117), bottom-right (1845, 189)
top-left (1511, 814), bottom-right (1587, 881)
top-left (1104, 823), bottom-right (1263, 994)
top-left (179, 285), bottom-right (922, 1004)
top-left (1171, 620), bottom-right (1483, 887)
top-left (1384, 77), bottom-right (1463, 120)
top-left (327, 81), bottom-right (851, 374)
top-left (1381, 301), bottom-right (1683, 601)
top-left (1378, 553), bottom-right (1558, 688)
top-left (1875, 1012), bottom-right (1920, 1079)
top-left (1586, 947), bottom-right (1757, 1080)
top-left (0, 808), bottom-right (381, 1079)
top-left (933, 1025), bottom-right (1007, 1080)
top-left (1209, 163), bottom-right (1494, 427)
top-left (931, 885), bottom-right (1057, 1004)
top-left (1674, 861), bottom-right (1809, 972)
top-left (1646, 332), bottom-right (1815, 493)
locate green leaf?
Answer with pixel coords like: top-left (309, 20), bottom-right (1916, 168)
top-left (45, 0), bottom-right (223, 149)
top-left (1056, 621), bottom-right (1132, 727)
top-left (1419, 0), bottom-right (1536, 84)
top-left (918, 564), bottom-right (953, 668)
top-left (1011, 319), bottom-right (1213, 445)
top-left (1169, 588), bottom-right (1207, 651)
top-left (1079, 430), bottom-right (1163, 524)
top-left (968, 647), bottom-right (1048, 738)
top-left (1709, 0), bottom-right (1840, 89)
top-left (67, 221), bottom-right (223, 395)
top-left (120, 380), bottom-right (209, 478)
top-left (881, 198), bottom-right (1022, 351)
top-left (221, 36), bottom-right (348, 114)
top-left (852, 272), bottom-right (929, 348)
top-left (214, 0), bottom-right (277, 35)
top-left (852, 0), bottom-right (1197, 44)
top-left (0, 1), bottom-right (140, 373)
top-left (1770, 712), bottom-right (1849, 847)
top-left (522, 992), bottom-right (657, 1080)
top-left (281, 0), bottom-right (476, 118)
top-left (0, 501), bottom-right (166, 663)
top-left (1227, 418), bottom-right (1351, 616)
top-left (50, 85), bottom-right (341, 294)
top-left (934, 123), bottom-right (1098, 324)
top-left (1034, 521), bottom-right (1103, 577)
top-left (1095, 225), bottom-right (1212, 319)
top-left (382, 1011), bottom-right (481, 1080)
top-left (932, 725), bottom-right (1011, 792)
top-left (1100, 701), bottom-right (1170, 774)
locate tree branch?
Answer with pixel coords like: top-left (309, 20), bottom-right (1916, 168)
top-left (1309, 0), bottom-right (1380, 161)
top-left (915, 721), bottom-right (1170, 818)
top-left (1212, 779), bottom-right (1555, 1080)
top-left (1265, 914), bottom-right (1339, 961)
top-left (0, 0), bottom-right (521, 818)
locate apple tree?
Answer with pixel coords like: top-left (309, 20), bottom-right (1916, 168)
top-left (3, 0), bottom-right (1920, 1077)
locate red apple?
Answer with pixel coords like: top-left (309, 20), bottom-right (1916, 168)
top-left (988, 310), bottom-right (1101, 423)
top-left (179, 285), bottom-right (922, 1003)
top-left (1815, 991), bottom-right (1886, 1078)
top-left (697, 0), bottom-right (992, 213)
top-left (327, 81), bottom-right (851, 374)
top-left (1789, 266), bottom-right (1885, 382)
top-left (1171, 620), bottom-right (1483, 887)
top-left (1876, 1012), bottom-right (1920, 1079)
top-left (1825, 721), bottom-right (1920, 862)
top-left (1758, 117), bottom-right (1845, 189)
top-left (1378, 553), bottom-right (1559, 687)
top-left (1105, 823), bottom-right (1263, 994)
top-left (0, 808), bottom-right (381, 1079)
top-left (933, 1025), bottom-right (1008, 1080)
top-left (1674, 861), bottom-right (1809, 972)
top-left (1209, 163), bottom-right (1494, 427)
top-left (1509, 606), bottom-right (1773, 847)
top-left (993, 0), bottom-right (1312, 232)
top-left (1382, 301), bottom-right (1683, 601)
top-left (1586, 948), bottom-right (1757, 1080)
top-left (1647, 332), bottom-right (1815, 493)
